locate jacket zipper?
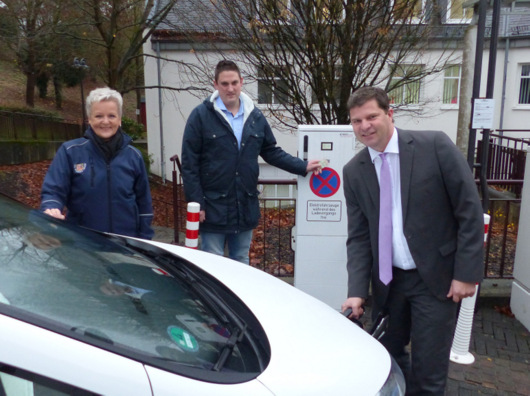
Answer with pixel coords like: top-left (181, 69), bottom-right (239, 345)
top-left (90, 158), bottom-right (95, 188)
top-left (107, 162), bottom-right (113, 233)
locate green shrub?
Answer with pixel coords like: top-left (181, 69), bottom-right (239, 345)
top-left (134, 146), bottom-right (153, 173)
top-left (121, 117), bottom-right (145, 141)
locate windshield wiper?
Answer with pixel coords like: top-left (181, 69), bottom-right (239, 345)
top-left (71, 326), bottom-right (114, 345)
top-left (212, 323), bottom-right (247, 372)
top-left (123, 240), bottom-right (234, 326)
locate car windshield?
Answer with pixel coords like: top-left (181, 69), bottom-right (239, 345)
top-left (0, 194), bottom-right (270, 383)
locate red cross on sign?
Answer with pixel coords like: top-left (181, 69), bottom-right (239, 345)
top-left (309, 167), bottom-right (341, 198)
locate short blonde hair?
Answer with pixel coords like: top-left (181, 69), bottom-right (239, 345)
top-left (86, 87), bottom-right (123, 117)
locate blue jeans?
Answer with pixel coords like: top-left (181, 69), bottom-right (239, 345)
top-left (200, 230), bottom-right (253, 264)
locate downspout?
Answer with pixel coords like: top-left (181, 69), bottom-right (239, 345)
top-left (499, 1), bottom-right (516, 132)
top-left (156, 41), bottom-right (166, 183)
top-left (499, 37), bottom-right (509, 132)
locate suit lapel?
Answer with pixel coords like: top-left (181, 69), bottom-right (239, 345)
top-left (358, 149), bottom-right (379, 208)
top-left (398, 129), bottom-right (414, 222)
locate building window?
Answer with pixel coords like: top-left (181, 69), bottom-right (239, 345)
top-left (443, 65), bottom-right (461, 105)
top-left (519, 64), bottom-right (530, 105)
top-left (311, 0), bottom-right (345, 23)
top-left (388, 65), bottom-right (423, 105)
top-left (260, 184), bottom-right (296, 199)
top-left (255, 0), bottom-right (292, 21)
top-left (258, 68), bottom-right (289, 105)
top-left (392, 0), bottom-right (424, 22)
top-left (447, 0), bottom-right (473, 23)
top-left (259, 183), bottom-right (297, 208)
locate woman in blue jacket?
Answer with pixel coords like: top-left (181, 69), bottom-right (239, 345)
top-left (40, 87), bottom-right (154, 239)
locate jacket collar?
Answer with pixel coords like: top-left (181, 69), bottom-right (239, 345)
top-left (209, 91), bottom-right (255, 125)
top-left (84, 126), bottom-right (131, 148)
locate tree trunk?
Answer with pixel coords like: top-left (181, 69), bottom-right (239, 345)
top-left (53, 76), bottom-right (63, 110)
top-left (25, 72), bottom-right (36, 108)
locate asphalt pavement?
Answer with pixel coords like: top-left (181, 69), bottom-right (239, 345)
top-left (152, 227), bottom-right (530, 395)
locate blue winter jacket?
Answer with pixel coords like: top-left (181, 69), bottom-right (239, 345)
top-left (181, 92), bottom-right (308, 233)
top-left (40, 128), bottom-right (154, 239)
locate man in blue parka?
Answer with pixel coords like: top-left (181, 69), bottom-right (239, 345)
top-left (181, 60), bottom-right (321, 264)
top-left (40, 87), bottom-right (154, 239)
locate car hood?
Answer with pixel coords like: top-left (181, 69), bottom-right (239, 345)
top-left (144, 240), bottom-right (391, 396)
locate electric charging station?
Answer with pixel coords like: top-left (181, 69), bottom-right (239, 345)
top-left (293, 125), bottom-right (358, 310)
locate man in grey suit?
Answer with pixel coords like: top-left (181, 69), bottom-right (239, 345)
top-left (341, 87), bottom-right (483, 395)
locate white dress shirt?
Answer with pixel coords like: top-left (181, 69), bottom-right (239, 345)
top-left (368, 129), bottom-right (417, 270)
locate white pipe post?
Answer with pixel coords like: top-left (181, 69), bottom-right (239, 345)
top-left (450, 213), bottom-right (491, 364)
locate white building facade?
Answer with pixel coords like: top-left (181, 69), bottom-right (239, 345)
top-left (143, 1), bottom-right (530, 192)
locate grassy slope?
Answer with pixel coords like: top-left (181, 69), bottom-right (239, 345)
top-left (0, 57), bottom-right (138, 122)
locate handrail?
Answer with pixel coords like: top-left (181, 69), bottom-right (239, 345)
top-left (258, 179), bottom-right (297, 185)
top-left (487, 133), bottom-right (530, 144)
top-left (495, 129), bottom-right (530, 133)
top-left (478, 179), bottom-right (524, 185)
top-left (170, 154), bottom-right (182, 174)
top-left (170, 155), bottom-right (183, 244)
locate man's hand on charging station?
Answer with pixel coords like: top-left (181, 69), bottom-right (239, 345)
top-left (306, 159), bottom-right (326, 175)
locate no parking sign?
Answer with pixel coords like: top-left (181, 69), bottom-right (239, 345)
top-left (309, 167), bottom-right (341, 198)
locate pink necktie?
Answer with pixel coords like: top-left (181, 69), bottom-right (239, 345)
top-left (379, 153), bottom-right (393, 285)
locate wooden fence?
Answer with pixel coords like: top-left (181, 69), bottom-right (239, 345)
top-left (0, 111), bottom-right (81, 142)
top-left (0, 111), bottom-right (82, 165)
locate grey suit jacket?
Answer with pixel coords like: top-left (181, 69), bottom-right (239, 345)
top-left (342, 129), bottom-right (484, 309)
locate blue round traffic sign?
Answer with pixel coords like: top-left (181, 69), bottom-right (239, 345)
top-left (310, 167), bottom-right (341, 198)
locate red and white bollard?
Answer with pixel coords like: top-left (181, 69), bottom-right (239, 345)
top-left (483, 213), bottom-right (490, 244)
top-left (450, 213), bottom-right (491, 365)
top-left (185, 202), bottom-right (200, 249)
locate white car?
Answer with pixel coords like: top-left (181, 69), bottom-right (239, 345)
top-left (0, 193), bottom-right (405, 395)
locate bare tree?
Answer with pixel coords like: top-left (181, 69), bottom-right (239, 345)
top-left (0, 0), bottom-right (65, 107)
top-left (60, 0), bottom-right (180, 93)
top-left (164, 0), bottom-right (462, 126)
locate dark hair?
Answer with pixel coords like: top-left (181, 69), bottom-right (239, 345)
top-left (214, 60), bottom-right (241, 82)
top-left (347, 87), bottom-right (390, 113)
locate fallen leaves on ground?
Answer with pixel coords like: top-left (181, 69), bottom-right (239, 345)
top-left (494, 305), bottom-right (515, 318)
top-left (0, 160), bottom-right (174, 228)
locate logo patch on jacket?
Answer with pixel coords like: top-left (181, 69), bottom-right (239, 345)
top-left (74, 163), bottom-right (87, 173)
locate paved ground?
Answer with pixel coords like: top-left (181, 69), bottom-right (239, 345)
top-left (153, 227), bottom-right (530, 395)
top-left (445, 295), bottom-right (530, 396)
top-left (357, 287), bottom-right (530, 396)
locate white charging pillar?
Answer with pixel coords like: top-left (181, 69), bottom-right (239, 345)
top-left (294, 125), bottom-right (357, 309)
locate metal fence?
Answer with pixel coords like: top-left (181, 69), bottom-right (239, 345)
top-left (0, 111), bottom-right (81, 141)
top-left (477, 130), bottom-right (528, 197)
top-left (485, 196), bottom-right (519, 279)
top-left (161, 156), bottom-right (520, 280)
